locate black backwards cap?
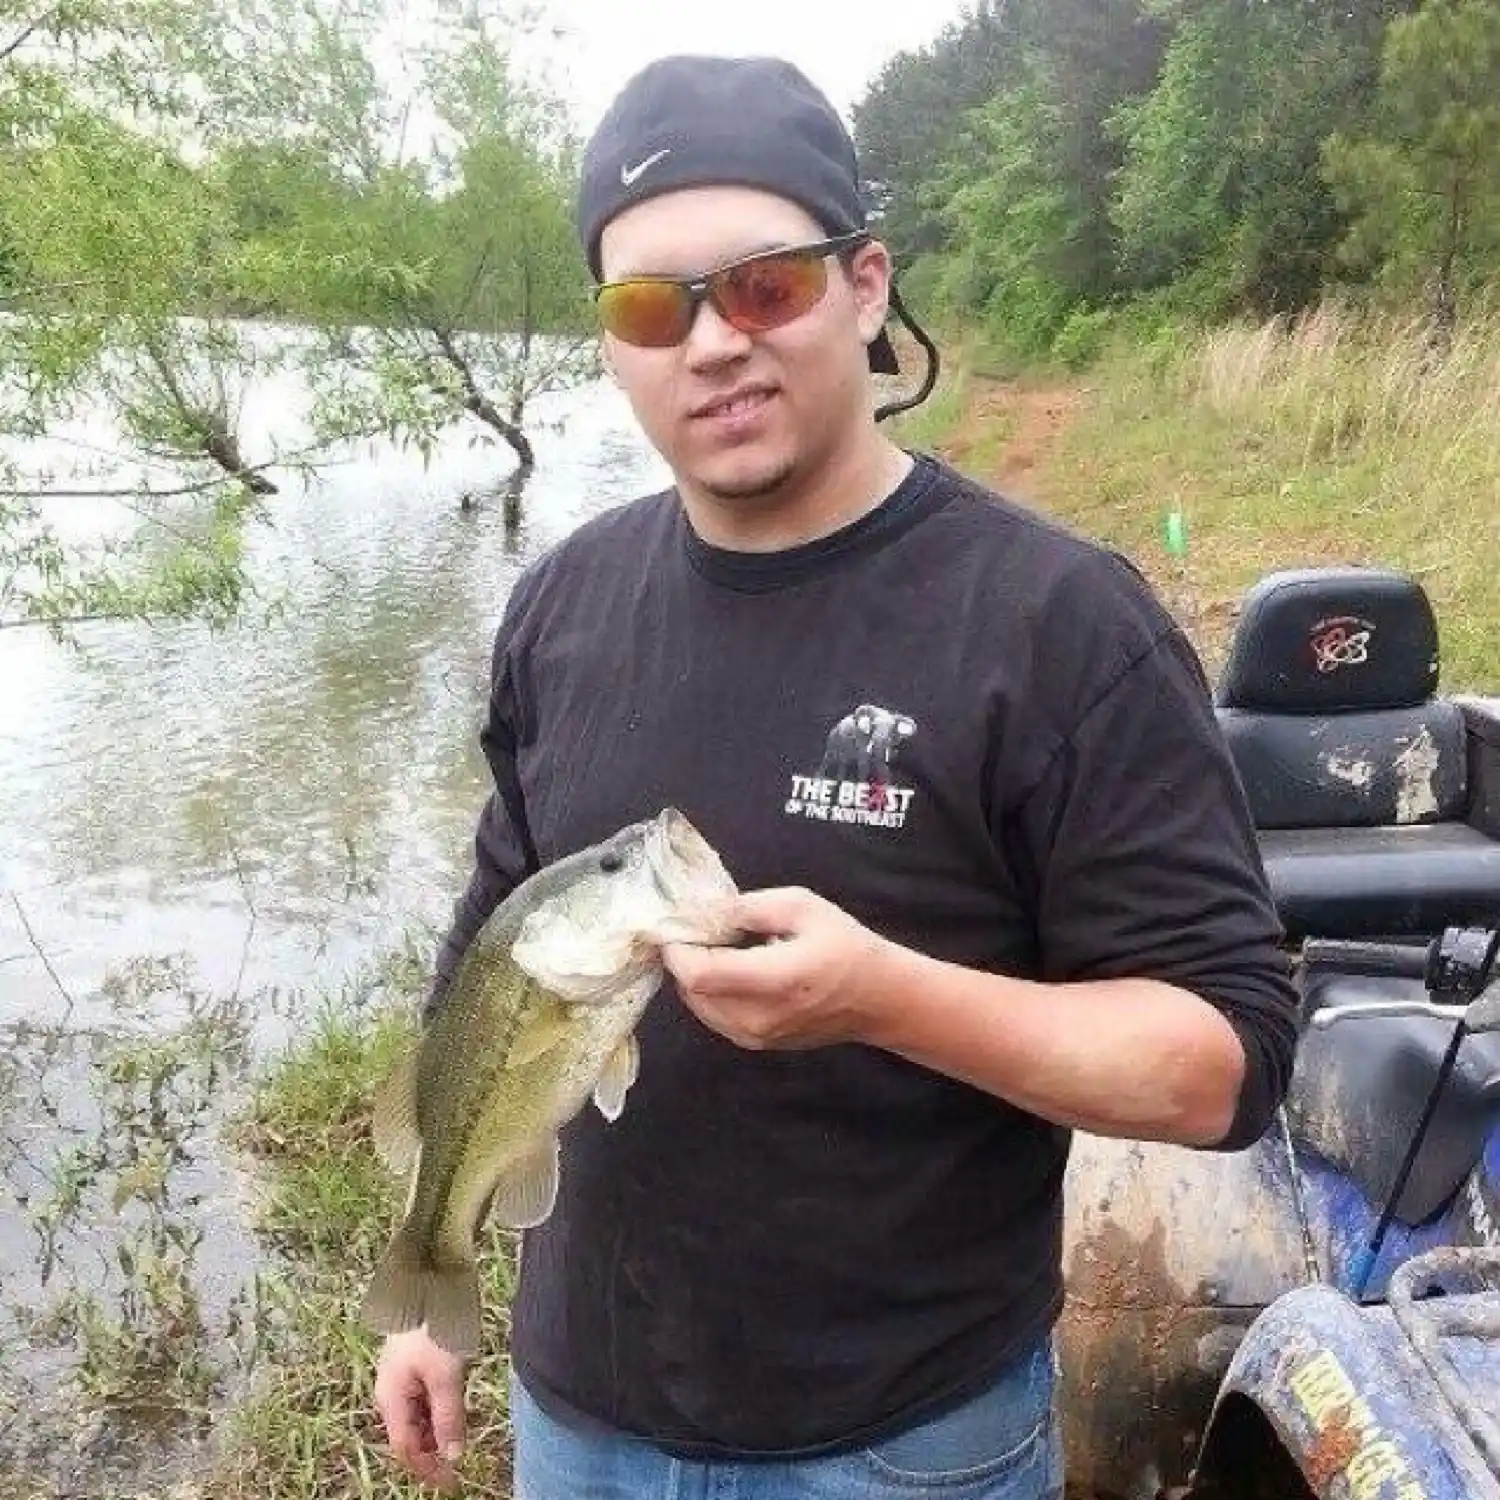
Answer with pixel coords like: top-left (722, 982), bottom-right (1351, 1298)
top-left (577, 54), bottom-right (938, 398)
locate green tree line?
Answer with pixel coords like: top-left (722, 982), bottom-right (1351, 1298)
top-left (852, 0), bottom-right (1500, 365)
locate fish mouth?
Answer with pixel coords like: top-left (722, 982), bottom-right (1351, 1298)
top-left (643, 807), bottom-right (701, 897)
top-left (641, 808), bottom-right (739, 943)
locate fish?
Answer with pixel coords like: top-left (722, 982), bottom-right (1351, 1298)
top-left (359, 806), bottom-right (742, 1360)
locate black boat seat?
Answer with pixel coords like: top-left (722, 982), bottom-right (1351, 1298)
top-left (1214, 568), bottom-right (1500, 941)
top-left (1262, 824), bottom-right (1500, 941)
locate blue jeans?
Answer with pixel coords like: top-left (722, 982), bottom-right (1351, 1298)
top-left (510, 1338), bottom-right (1064, 1500)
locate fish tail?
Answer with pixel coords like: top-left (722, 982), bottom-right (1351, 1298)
top-left (360, 1223), bottom-right (483, 1362)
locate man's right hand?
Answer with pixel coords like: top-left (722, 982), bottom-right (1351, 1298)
top-left (373, 1327), bottom-right (469, 1491)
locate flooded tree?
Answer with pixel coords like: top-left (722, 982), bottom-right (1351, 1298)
top-left (241, 6), bottom-right (597, 486)
top-left (0, 0), bottom-right (274, 631)
top-left (0, 0), bottom-right (591, 633)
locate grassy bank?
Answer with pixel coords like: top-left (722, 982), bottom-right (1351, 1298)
top-left (907, 303), bottom-right (1500, 688)
top-left (0, 940), bottom-right (520, 1500)
top-left (202, 957), bottom-right (521, 1500)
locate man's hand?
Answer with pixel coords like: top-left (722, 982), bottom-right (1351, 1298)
top-left (665, 884), bottom-right (1250, 1147)
top-left (663, 887), bottom-right (893, 1051)
top-left (373, 1328), bottom-right (469, 1492)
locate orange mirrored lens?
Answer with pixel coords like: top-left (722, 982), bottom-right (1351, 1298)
top-left (716, 254), bottom-right (827, 333)
top-left (597, 280), bottom-right (694, 347)
top-left (596, 244), bottom-right (843, 347)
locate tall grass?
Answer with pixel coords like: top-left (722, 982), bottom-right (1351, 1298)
top-left (1029, 302), bottom-right (1500, 686)
top-left (1195, 305), bottom-right (1500, 482)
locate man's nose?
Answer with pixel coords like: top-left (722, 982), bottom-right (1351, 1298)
top-left (683, 296), bottom-right (753, 369)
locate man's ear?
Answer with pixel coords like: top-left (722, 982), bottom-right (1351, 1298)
top-left (847, 239), bottom-right (893, 346)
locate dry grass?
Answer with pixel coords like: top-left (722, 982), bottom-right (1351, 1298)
top-left (1195, 305), bottom-right (1500, 482)
top-left (955, 302), bottom-right (1500, 687)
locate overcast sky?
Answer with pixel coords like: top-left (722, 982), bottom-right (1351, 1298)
top-left (534, 2), bottom-right (976, 135)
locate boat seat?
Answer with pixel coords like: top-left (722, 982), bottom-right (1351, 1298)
top-left (1213, 567), bottom-right (1500, 941)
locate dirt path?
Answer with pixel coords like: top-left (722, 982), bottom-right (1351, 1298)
top-left (938, 377), bottom-right (1082, 493)
top-left (930, 375), bottom-right (1236, 669)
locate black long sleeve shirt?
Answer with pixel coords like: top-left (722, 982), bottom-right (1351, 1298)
top-left (427, 452), bottom-right (1299, 1458)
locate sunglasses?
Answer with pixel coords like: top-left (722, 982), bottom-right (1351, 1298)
top-left (594, 232), bottom-right (870, 349)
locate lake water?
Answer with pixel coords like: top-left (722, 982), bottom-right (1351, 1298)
top-left (0, 347), bottom-right (668, 1493)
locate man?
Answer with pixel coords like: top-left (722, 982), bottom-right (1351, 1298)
top-left (373, 53), bottom-right (1299, 1500)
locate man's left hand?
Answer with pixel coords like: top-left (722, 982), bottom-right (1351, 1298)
top-left (662, 887), bottom-right (894, 1052)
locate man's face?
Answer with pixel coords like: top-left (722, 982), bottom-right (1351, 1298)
top-left (596, 185), bottom-right (891, 509)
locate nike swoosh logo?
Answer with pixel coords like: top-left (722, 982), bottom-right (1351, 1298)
top-left (621, 148), bottom-right (671, 187)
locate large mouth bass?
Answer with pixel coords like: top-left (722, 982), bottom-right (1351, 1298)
top-left (360, 807), bottom-right (741, 1360)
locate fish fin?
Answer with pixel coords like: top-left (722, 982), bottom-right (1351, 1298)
top-left (592, 1034), bottom-right (640, 1123)
top-left (359, 1222), bottom-right (483, 1362)
top-left (505, 1000), bottom-right (573, 1069)
top-left (370, 1050), bottom-right (422, 1175)
top-left (489, 1137), bottom-right (560, 1229)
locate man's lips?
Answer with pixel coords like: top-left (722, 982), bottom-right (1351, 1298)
top-left (688, 386), bottom-right (778, 421)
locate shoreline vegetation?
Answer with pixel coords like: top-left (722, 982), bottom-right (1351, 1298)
top-left (204, 948), bottom-right (521, 1500)
top-left (0, 938), bottom-right (521, 1500)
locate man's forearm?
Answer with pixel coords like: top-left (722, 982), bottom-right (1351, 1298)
top-left (862, 940), bottom-right (1248, 1147)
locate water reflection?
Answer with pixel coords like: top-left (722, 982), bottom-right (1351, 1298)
top-left (1, 366), bottom-right (668, 1021)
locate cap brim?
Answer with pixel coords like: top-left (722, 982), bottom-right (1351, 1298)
top-left (868, 326), bottom-right (900, 376)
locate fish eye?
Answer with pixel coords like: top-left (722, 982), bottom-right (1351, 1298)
top-left (599, 851), bottom-right (624, 873)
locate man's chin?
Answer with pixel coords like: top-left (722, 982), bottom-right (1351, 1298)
top-left (692, 456), bottom-right (799, 504)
